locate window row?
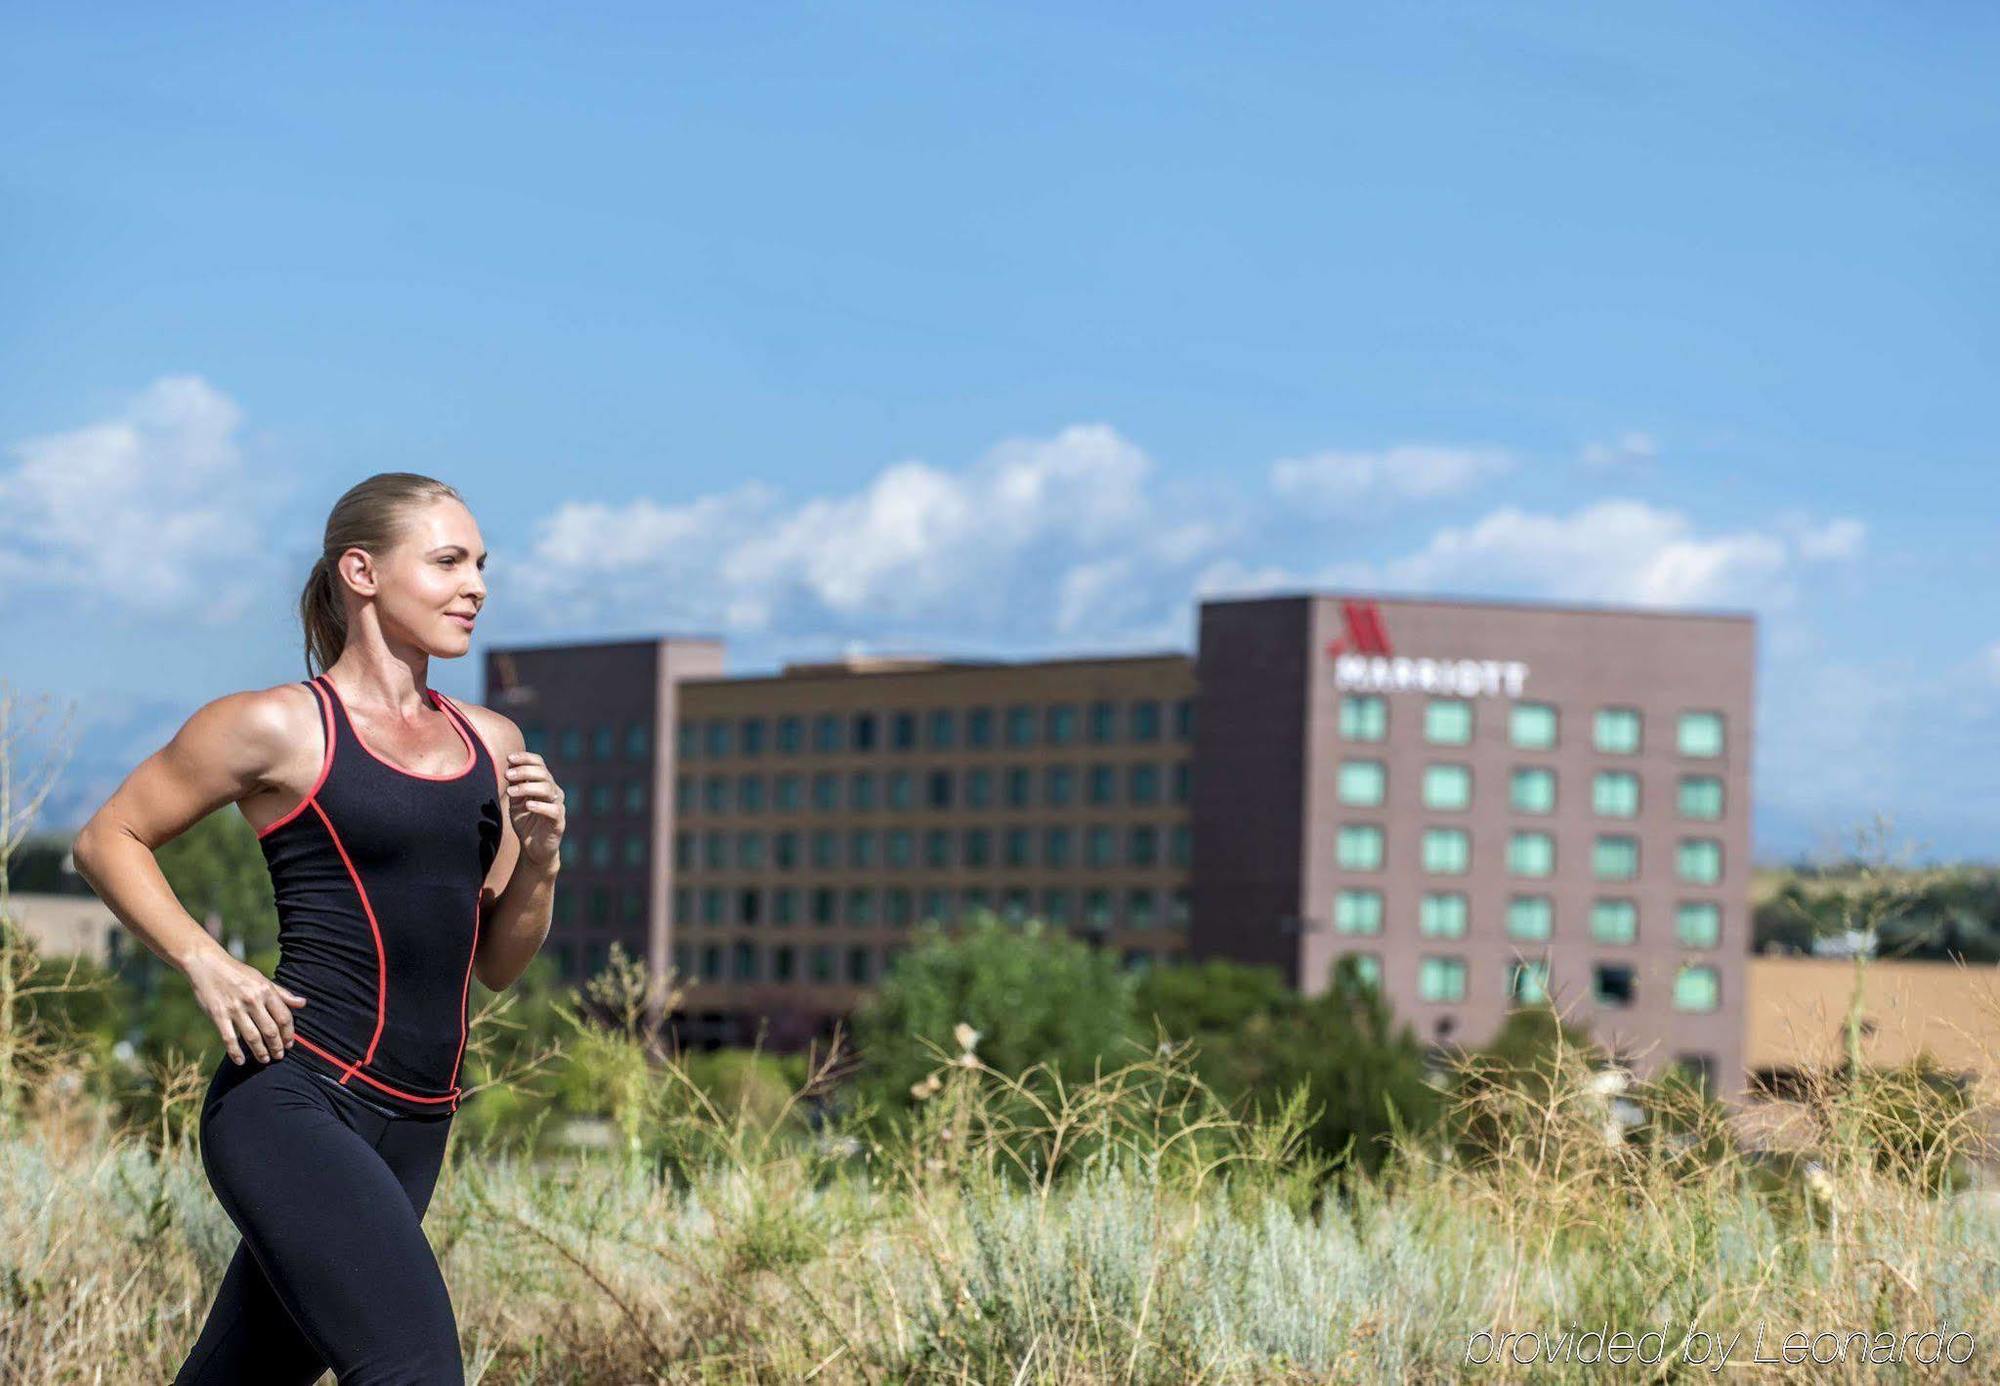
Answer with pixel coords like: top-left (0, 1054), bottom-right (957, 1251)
top-left (558, 833), bottom-right (650, 871)
top-left (678, 698), bottom-right (1194, 760)
top-left (674, 822), bottom-right (1192, 873)
top-left (1337, 762), bottom-right (1724, 820)
top-left (524, 722), bottom-right (652, 763)
top-left (558, 778), bottom-right (652, 821)
top-left (1339, 696), bottom-right (1728, 758)
top-left (1335, 825), bottom-right (1725, 883)
top-left (1333, 890), bottom-right (1723, 948)
top-left (663, 938), bottom-right (1170, 987)
top-left (677, 761), bottom-right (1191, 816)
top-left (1341, 951), bottom-right (1722, 1012)
top-left (672, 883), bottom-right (1192, 931)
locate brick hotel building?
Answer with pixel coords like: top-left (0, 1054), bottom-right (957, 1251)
top-left (486, 592), bottom-right (1754, 1097)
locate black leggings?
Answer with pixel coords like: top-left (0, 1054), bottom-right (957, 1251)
top-left (174, 1055), bottom-right (463, 1384)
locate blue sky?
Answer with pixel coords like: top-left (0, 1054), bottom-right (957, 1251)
top-left (2, 3), bottom-right (1995, 861)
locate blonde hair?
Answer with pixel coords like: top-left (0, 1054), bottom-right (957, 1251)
top-left (299, 473), bottom-right (465, 676)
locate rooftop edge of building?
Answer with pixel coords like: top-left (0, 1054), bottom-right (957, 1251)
top-left (1199, 588), bottom-right (1758, 623)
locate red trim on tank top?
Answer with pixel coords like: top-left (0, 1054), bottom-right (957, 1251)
top-left (308, 799), bottom-right (390, 1081)
top-left (319, 676), bottom-right (477, 781)
top-left (450, 891), bottom-right (481, 1109)
top-left (291, 1034), bottom-right (460, 1105)
top-left (255, 679), bottom-right (338, 841)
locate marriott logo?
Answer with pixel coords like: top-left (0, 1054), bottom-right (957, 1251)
top-left (1325, 599), bottom-right (1530, 698)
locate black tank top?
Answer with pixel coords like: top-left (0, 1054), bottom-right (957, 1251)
top-left (255, 675), bottom-right (503, 1116)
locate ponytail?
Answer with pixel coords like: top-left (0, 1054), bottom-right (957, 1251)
top-left (299, 473), bottom-right (465, 676)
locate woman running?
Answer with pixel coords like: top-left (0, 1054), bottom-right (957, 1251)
top-left (72, 473), bottom-right (565, 1385)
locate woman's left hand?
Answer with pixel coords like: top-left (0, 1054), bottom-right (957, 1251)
top-left (503, 751), bottom-right (565, 867)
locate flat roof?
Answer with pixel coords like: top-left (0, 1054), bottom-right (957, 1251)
top-left (679, 649), bottom-right (1193, 690)
top-left (1200, 589), bottom-right (1758, 623)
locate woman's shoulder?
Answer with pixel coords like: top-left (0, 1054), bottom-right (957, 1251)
top-left (433, 693), bottom-right (526, 757)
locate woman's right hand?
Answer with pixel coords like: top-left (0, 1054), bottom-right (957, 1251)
top-left (186, 950), bottom-right (309, 1065)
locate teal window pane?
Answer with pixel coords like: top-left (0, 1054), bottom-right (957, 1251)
top-left (1677, 838), bottom-right (1723, 884)
top-left (1509, 702), bottom-right (1558, 749)
top-left (1508, 831), bottom-right (1555, 878)
top-left (1674, 965), bottom-right (1720, 1012)
top-left (1339, 694), bottom-right (1387, 742)
top-left (1424, 698), bottom-right (1473, 745)
top-left (1590, 899), bottom-right (1638, 944)
top-left (1086, 825), bottom-right (1117, 868)
top-left (1337, 824), bottom-right (1385, 871)
top-left (1510, 768), bottom-right (1556, 814)
top-left (1423, 764), bottom-right (1472, 811)
top-left (1676, 902), bottom-right (1721, 947)
top-left (1677, 711), bottom-right (1725, 758)
top-left (1592, 835), bottom-right (1640, 880)
top-left (1334, 888), bottom-right (1383, 934)
top-left (1421, 827), bottom-right (1470, 875)
top-left (1593, 707), bottom-right (1642, 754)
top-left (1506, 895), bottom-right (1552, 940)
top-left (1678, 775), bottom-right (1725, 820)
top-left (1344, 953), bottom-right (1383, 991)
top-left (1508, 960), bottom-right (1549, 1004)
top-left (1420, 892), bottom-right (1467, 938)
top-left (1126, 888), bottom-right (1157, 930)
top-left (1338, 759), bottom-right (1386, 806)
top-left (1592, 771), bottom-right (1640, 818)
top-left (1419, 956), bottom-right (1467, 1002)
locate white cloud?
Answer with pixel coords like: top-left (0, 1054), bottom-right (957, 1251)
top-left (0, 376), bottom-right (274, 620)
top-left (1268, 444), bottom-right (1511, 510)
top-left (1777, 512), bottom-right (1867, 561)
top-left (1580, 431), bottom-right (1660, 467)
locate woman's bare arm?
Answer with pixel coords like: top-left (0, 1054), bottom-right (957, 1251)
top-left (71, 686), bottom-right (317, 1065)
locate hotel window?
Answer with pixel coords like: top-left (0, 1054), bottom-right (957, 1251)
top-left (671, 887), bottom-right (692, 925)
top-left (810, 888), bottom-right (836, 927)
top-left (1339, 694), bottom-right (1387, 742)
top-left (851, 712), bottom-right (879, 752)
top-left (1509, 702), bottom-right (1557, 749)
top-left (810, 772), bottom-right (838, 812)
top-left (1335, 888), bottom-right (1383, 935)
top-left (1128, 825), bottom-right (1159, 868)
top-left (1004, 827), bottom-right (1033, 868)
top-left (1507, 960), bottom-right (1550, 1005)
top-left (887, 770), bottom-right (913, 810)
top-left (703, 720), bottom-right (731, 758)
top-left (1506, 895), bottom-right (1552, 941)
top-left (525, 724), bottom-right (549, 757)
top-left (927, 708), bottom-right (957, 749)
top-left (1673, 965), bottom-right (1720, 1012)
top-left (738, 718), bottom-right (764, 757)
top-left (1127, 888), bottom-right (1158, 930)
top-left (812, 714), bottom-right (841, 754)
top-left (1510, 767), bottom-right (1556, 815)
top-left (962, 828), bottom-right (992, 868)
top-left (772, 774), bottom-right (800, 813)
top-left (1677, 838), bottom-right (1723, 884)
top-left (676, 775), bottom-right (696, 814)
top-left (1086, 764), bottom-right (1117, 806)
top-left (1593, 834), bottom-right (1640, 881)
top-left (674, 831), bottom-right (694, 870)
top-left (624, 723), bottom-right (650, 760)
top-left (1337, 824), bottom-right (1385, 871)
top-left (1004, 704), bottom-right (1037, 747)
top-left (676, 723), bottom-right (696, 759)
top-left (1677, 901), bottom-right (1721, 948)
top-left (964, 768), bottom-right (992, 809)
top-left (844, 771), bottom-right (874, 811)
top-left (1344, 952), bottom-right (1384, 992)
top-left (701, 945), bottom-right (723, 981)
top-left (810, 830), bottom-right (838, 869)
top-left (1083, 889), bottom-right (1113, 930)
top-left (1046, 704), bottom-right (1078, 746)
top-left (588, 783), bottom-right (612, 816)
top-left (774, 831), bottom-right (798, 870)
top-left (886, 829), bottom-right (913, 868)
top-left (773, 888), bottom-right (798, 926)
top-left (1045, 765), bottom-right (1076, 807)
top-left (1424, 698), bottom-right (1473, 746)
top-left (1168, 888), bottom-right (1190, 929)
top-left (1677, 710), bottom-right (1725, 758)
top-left (925, 829), bottom-right (953, 868)
top-left (845, 888), bottom-right (875, 927)
top-left (920, 887), bottom-right (952, 924)
top-left (1338, 759), bottom-right (1386, 807)
top-left (1044, 826), bottom-right (1073, 868)
top-left (1508, 831), bottom-right (1555, 878)
top-left (926, 769), bottom-right (954, 810)
top-left (776, 716), bottom-right (803, 753)
top-left (1592, 771), bottom-right (1640, 818)
top-left (1088, 700), bottom-right (1117, 744)
top-left (703, 775), bottom-right (729, 814)
top-left (1420, 892), bottom-right (1467, 938)
top-left (1002, 888), bottom-right (1031, 922)
top-left (966, 706), bottom-right (995, 748)
top-left (623, 780), bottom-right (647, 814)
top-left (588, 886), bottom-right (611, 924)
top-left (560, 727), bottom-right (586, 761)
top-left (848, 829), bottom-right (877, 870)
top-left (1593, 707), bottom-right (1642, 755)
top-left (886, 887), bottom-right (913, 927)
top-left (738, 775), bottom-right (766, 814)
top-left (1423, 764), bottom-right (1472, 811)
top-left (1172, 762), bottom-right (1191, 804)
top-left (1130, 699), bottom-right (1162, 742)
top-left (1005, 767), bottom-right (1033, 808)
top-left (587, 835), bottom-right (612, 868)
top-left (1419, 956), bottom-right (1467, 1003)
top-left (891, 710), bottom-right (918, 751)
top-left (1590, 899), bottom-right (1638, 945)
top-left (772, 944), bottom-right (796, 981)
top-left (1174, 697), bottom-right (1194, 741)
top-left (1594, 964), bottom-right (1636, 1007)
top-left (701, 888), bottom-right (723, 925)
top-left (590, 725), bottom-right (615, 760)
top-left (809, 946), bottom-right (836, 982)
top-left (1042, 888), bottom-right (1072, 926)
top-left (738, 889), bottom-right (762, 927)
top-left (1168, 823), bottom-right (1191, 867)
top-left (1085, 826), bottom-right (1117, 868)
top-left (1128, 763), bottom-right (1160, 805)
top-left (622, 834), bottom-right (646, 868)
top-left (1423, 827), bottom-right (1470, 875)
top-left (1678, 774), bottom-right (1724, 820)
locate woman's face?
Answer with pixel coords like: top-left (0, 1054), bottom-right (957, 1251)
top-left (344, 496), bottom-right (487, 656)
